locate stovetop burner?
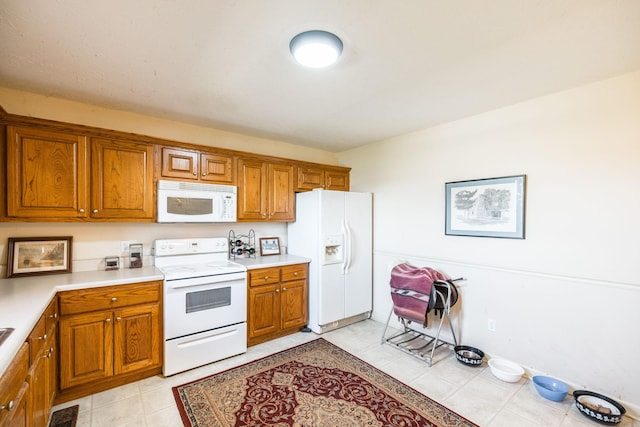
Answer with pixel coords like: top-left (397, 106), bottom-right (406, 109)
top-left (154, 237), bottom-right (246, 280)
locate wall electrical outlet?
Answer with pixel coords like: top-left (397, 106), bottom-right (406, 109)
top-left (120, 241), bottom-right (132, 253)
top-left (488, 318), bottom-right (497, 332)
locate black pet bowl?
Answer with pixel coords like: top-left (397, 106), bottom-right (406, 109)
top-left (454, 345), bottom-right (485, 367)
top-left (574, 390), bottom-right (626, 425)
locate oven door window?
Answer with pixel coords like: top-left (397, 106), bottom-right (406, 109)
top-left (167, 196), bottom-right (213, 216)
top-left (185, 287), bottom-right (231, 313)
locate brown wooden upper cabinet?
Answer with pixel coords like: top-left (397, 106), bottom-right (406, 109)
top-left (160, 146), bottom-right (234, 184)
top-left (90, 138), bottom-right (155, 220)
top-left (296, 164), bottom-right (350, 192)
top-left (7, 126), bottom-right (89, 219)
top-left (237, 157), bottom-right (294, 222)
top-left (5, 126), bottom-right (154, 221)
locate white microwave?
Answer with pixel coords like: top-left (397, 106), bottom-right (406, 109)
top-left (157, 180), bottom-right (237, 223)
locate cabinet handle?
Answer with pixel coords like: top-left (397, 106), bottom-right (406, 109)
top-left (264, 276), bottom-right (269, 280)
top-left (269, 212), bottom-right (274, 217)
top-left (262, 213), bottom-right (267, 217)
top-left (105, 318), bottom-right (111, 323)
top-left (79, 208), bottom-right (85, 213)
top-left (201, 172), bottom-right (207, 176)
top-left (293, 272), bottom-right (298, 276)
top-left (192, 170), bottom-right (197, 175)
top-left (275, 289), bottom-right (279, 293)
top-left (0, 400), bottom-right (14, 412)
top-left (38, 334), bottom-right (47, 341)
top-left (111, 297), bottom-right (118, 302)
top-left (282, 287), bottom-right (287, 291)
top-left (48, 313), bottom-right (58, 319)
top-left (92, 209), bottom-right (98, 213)
top-left (43, 352), bottom-right (52, 359)
top-left (116, 317), bottom-right (122, 322)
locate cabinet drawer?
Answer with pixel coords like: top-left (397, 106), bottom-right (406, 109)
top-left (28, 316), bottom-right (47, 363)
top-left (44, 297), bottom-right (58, 333)
top-left (0, 342), bottom-right (29, 412)
top-left (248, 268), bottom-right (280, 286)
top-left (59, 281), bottom-right (162, 316)
top-left (281, 264), bottom-right (308, 282)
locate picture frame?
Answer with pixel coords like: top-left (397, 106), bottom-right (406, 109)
top-left (259, 237), bottom-right (281, 256)
top-left (445, 175), bottom-right (526, 239)
top-left (7, 236), bottom-right (73, 278)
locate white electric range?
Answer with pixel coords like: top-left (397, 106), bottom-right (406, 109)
top-left (153, 237), bottom-right (247, 376)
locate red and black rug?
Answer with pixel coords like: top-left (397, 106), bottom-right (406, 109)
top-left (173, 338), bottom-right (477, 426)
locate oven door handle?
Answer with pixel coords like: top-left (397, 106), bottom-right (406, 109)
top-left (176, 328), bottom-right (241, 348)
top-left (165, 272), bottom-right (247, 289)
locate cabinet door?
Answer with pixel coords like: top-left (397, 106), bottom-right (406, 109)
top-left (248, 284), bottom-right (280, 340)
top-left (325, 169), bottom-right (350, 191)
top-left (281, 279), bottom-right (307, 330)
top-left (59, 311), bottom-right (113, 390)
top-left (296, 166), bottom-right (324, 191)
top-left (160, 147), bottom-right (199, 180)
top-left (200, 152), bottom-right (234, 184)
top-left (6, 126), bottom-right (88, 219)
top-left (267, 163), bottom-right (295, 221)
top-left (90, 138), bottom-right (154, 219)
top-left (0, 343), bottom-right (29, 427)
top-left (28, 353), bottom-right (47, 427)
top-left (237, 158), bottom-right (268, 221)
top-left (44, 299), bottom-right (58, 411)
top-left (2, 382), bottom-right (29, 427)
top-left (113, 303), bottom-right (161, 375)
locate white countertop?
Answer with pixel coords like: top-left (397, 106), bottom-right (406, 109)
top-left (0, 255), bottom-right (311, 377)
top-left (231, 254), bottom-right (310, 269)
top-left (0, 266), bottom-right (163, 377)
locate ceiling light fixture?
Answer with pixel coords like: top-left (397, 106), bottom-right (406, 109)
top-left (289, 30), bottom-right (343, 68)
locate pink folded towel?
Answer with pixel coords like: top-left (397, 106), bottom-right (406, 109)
top-left (390, 263), bottom-right (448, 326)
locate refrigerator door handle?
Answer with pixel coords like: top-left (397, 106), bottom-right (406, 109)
top-left (344, 220), bottom-right (353, 274)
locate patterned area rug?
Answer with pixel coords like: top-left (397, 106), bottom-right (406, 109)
top-left (173, 338), bottom-right (477, 427)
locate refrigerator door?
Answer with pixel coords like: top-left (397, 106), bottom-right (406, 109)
top-left (317, 190), bottom-right (346, 325)
top-left (344, 192), bottom-right (373, 318)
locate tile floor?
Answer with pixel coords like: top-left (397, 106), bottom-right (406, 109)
top-left (52, 319), bottom-right (638, 427)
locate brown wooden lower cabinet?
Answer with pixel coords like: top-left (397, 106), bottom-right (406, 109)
top-left (56, 281), bottom-right (162, 403)
top-left (0, 343), bottom-right (29, 427)
top-left (247, 263), bottom-right (308, 346)
top-left (26, 297), bottom-right (57, 427)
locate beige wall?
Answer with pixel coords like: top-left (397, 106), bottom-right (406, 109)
top-left (339, 70), bottom-right (640, 415)
top-left (0, 86), bottom-right (338, 164)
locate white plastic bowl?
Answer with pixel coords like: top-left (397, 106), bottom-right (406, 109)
top-left (488, 358), bottom-right (524, 382)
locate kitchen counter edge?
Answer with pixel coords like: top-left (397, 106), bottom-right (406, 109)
top-left (232, 254), bottom-right (310, 269)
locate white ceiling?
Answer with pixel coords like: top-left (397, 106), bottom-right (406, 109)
top-left (1, 1), bottom-right (640, 152)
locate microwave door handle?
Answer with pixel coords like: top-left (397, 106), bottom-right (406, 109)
top-left (215, 195), bottom-right (224, 218)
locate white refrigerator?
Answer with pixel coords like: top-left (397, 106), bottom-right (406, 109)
top-left (287, 189), bottom-right (372, 334)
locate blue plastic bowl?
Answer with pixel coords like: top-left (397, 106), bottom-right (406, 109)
top-left (532, 376), bottom-right (569, 402)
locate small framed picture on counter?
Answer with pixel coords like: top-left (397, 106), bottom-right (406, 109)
top-left (259, 237), bottom-right (281, 256)
top-left (7, 236), bottom-right (73, 278)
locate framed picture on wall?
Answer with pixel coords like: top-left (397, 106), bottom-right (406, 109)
top-left (445, 175), bottom-right (526, 239)
top-left (7, 236), bottom-right (73, 278)
top-left (259, 237), bottom-right (281, 256)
